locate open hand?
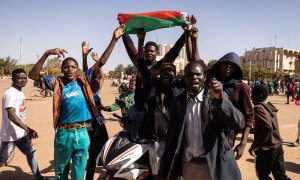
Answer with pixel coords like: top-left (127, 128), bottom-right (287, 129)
top-left (82, 41), bottom-right (93, 56)
top-left (113, 24), bottom-right (125, 40)
top-left (45, 48), bottom-right (68, 59)
top-left (233, 143), bottom-right (246, 160)
top-left (91, 52), bottom-right (100, 62)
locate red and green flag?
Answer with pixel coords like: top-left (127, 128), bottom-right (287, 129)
top-left (118, 10), bottom-right (189, 34)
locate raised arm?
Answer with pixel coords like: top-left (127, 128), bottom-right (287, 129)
top-left (92, 24), bottom-right (125, 72)
top-left (185, 15), bottom-right (192, 62)
top-left (122, 34), bottom-right (138, 66)
top-left (189, 15), bottom-right (200, 61)
top-left (161, 29), bottom-right (187, 64)
top-left (90, 52), bottom-right (105, 90)
top-left (137, 57), bottom-right (151, 89)
top-left (185, 31), bottom-right (192, 62)
top-left (137, 30), bottom-right (146, 61)
top-left (190, 27), bottom-right (200, 61)
top-left (98, 68), bottom-right (104, 90)
top-left (28, 48), bottom-right (67, 81)
top-left (82, 41), bottom-right (93, 72)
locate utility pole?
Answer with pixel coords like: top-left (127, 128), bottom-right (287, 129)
top-left (19, 37), bottom-right (23, 65)
top-left (249, 58), bottom-right (251, 81)
top-left (245, 49), bottom-right (251, 81)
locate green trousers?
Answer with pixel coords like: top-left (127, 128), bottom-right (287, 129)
top-left (54, 127), bottom-right (90, 180)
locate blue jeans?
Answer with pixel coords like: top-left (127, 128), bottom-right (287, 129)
top-left (54, 127), bottom-right (90, 180)
top-left (0, 135), bottom-right (42, 179)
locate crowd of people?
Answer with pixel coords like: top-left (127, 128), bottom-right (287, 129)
top-left (0, 16), bottom-right (297, 180)
top-left (249, 78), bottom-right (300, 105)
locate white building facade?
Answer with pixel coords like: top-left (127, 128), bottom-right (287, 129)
top-left (243, 47), bottom-right (300, 76)
top-left (156, 44), bottom-right (187, 72)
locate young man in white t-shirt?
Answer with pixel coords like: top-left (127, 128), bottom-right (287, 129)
top-left (0, 68), bottom-right (47, 180)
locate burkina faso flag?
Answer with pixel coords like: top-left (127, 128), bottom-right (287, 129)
top-left (118, 10), bottom-right (189, 34)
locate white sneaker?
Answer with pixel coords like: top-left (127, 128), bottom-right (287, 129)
top-left (292, 139), bottom-right (299, 147)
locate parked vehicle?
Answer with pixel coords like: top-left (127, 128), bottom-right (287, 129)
top-left (98, 114), bottom-right (152, 180)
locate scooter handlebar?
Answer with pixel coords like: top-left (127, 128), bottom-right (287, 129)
top-left (112, 113), bottom-right (122, 120)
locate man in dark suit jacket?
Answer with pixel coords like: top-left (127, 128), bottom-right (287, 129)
top-left (159, 61), bottom-right (245, 180)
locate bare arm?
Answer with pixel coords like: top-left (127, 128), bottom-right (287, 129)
top-left (91, 52), bottom-right (104, 90)
top-left (82, 41), bottom-right (93, 72)
top-left (99, 68), bottom-right (104, 90)
top-left (92, 24), bottom-right (125, 73)
top-left (161, 32), bottom-right (186, 64)
top-left (185, 16), bottom-right (192, 62)
top-left (185, 32), bottom-right (192, 62)
top-left (28, 48), bottom-right (67, 81)
top-left (7, 108), bottom-right (38, 139)
top-left (190, 27), bottom-right (200, 61)
top-left (185, 16), bottom-right (200, 61)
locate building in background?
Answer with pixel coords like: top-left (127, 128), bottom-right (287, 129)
top-left (242, 47), bottom-right (300, 77)
top-left (156, 44), bottom-right (187, 72)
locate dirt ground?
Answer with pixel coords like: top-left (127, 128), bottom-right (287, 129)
top-left (0, 79), bottom-right (299, 179)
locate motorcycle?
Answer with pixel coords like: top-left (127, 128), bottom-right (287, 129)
top-left (98, 114), bottom-right (152, 180)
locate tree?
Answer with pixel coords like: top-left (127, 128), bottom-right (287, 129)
top-left (253, 66), bottom-right (268, 80)
top-left (108, 70), bottom-right (116, 78)
top-left (242, 62), bottom-right (258, 80)
top-left (271, 71), bottom-right (283, 80)
top-left (124, 64), bottom-right (136, 76)
top-left (0, 56), bottom-right (18, 76)
top-left (114, 64), bottom-right (125, 78)
top-left (207, 59), bottom-right (217, 69)
top-left (0, 66), bottom-right (4, 78)
top-left (46, 58), bottom-right (62, 76)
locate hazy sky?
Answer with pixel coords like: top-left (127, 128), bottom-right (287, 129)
top-left (1, 0), bottom-right (299, 72)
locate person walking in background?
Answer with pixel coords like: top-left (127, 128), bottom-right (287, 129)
top-left (285, 79), bottom-right (294, 104)
top-left (292, 79), bottom-right (298, 101)
top-left (249, 85), bottom-right (290, 180)
top-left (0, 69), bottom-right (46, 180)
top-left (281, 79), bottom-right (286, 93)
top-left (273, 79), bottom-right (279, 95)
top-left (210, 52), bottom-right (254, 160)
top-left (159, 61), bottom-right (245, 180)
top-left (267, 80), bottom-right (274, 96)
top-left (292, 120), bottom-right (300, 147)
